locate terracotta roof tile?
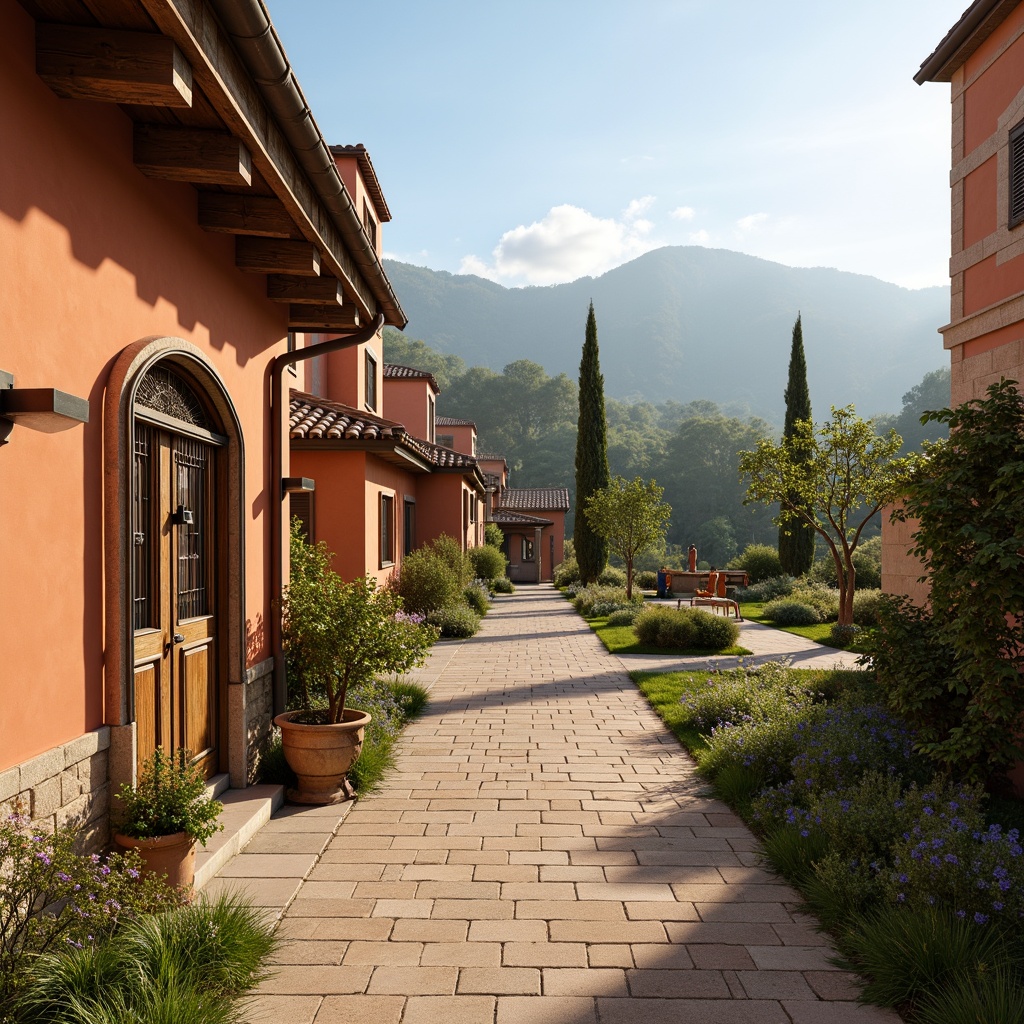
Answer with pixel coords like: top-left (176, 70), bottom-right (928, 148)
top-left (437, 415), bottom-right (475, 427)
top-left (490, 510), bottom-right (553, 527)
top-left (289, 391), bottom-right (480, 473)
top-left (384, 363), bottom-right (440, 391)
top-left (498, 487), bottom-right (570, 512)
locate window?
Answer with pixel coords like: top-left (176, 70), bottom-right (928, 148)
top-left (403, 498), bottom-right (416, 556)
top-left (380, 494), bottom-right (394, 566)
top-left (1011, 119), bottom-right (1024, 229)
top-left (290, 491), bottom-right (314, 543)
top-left (437, 433), bottom-right (454, 449)
top-left (522, 537), bottom-right (534, 562)
top-left (428, 396), bottom-right (436, 443)
top-left (365, 350), bottom-right (377, 411)
top-left (363, 199), bottom-right (377, 249)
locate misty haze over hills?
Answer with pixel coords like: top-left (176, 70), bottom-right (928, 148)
top-left (385, 246), bottom-right (950, 423)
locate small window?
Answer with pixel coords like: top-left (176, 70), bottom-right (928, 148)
top-left (428, 396), bottom-right (436, 444)
top-left (380, 494), bottom-right (394, 566)
top-left (1011, 119), bottom-right (1024, 229)
top-left (437, 433), bottom-right (454, 449)
top-left (365, 350), bottom-right (377, 411)
top-left (522, 537), bottom-right (534, 562)
top-left (363, 199), bottom-right (377, 249)
top-left (290, 491), bottom-right (314, 543)
top-left (403, 498), bottom-right (416, 556)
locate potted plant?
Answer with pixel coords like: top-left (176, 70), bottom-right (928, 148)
top-left (277, 523), bottom-right (437, 804)
top-left (113, 747), bottom-right (223, 889)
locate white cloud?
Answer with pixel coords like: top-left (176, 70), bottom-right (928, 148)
top-left (689, 229), bottom-right (710, 244)
top-left (737, 212), bottom-right (769, 231)
top-left (670, 206), bottom-right (696, 221)
top-left (458, 202), bottom-right (661, 286)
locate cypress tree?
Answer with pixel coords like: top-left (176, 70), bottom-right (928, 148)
top-left (779, 313), bottom-right (815, 575)
top-left (575, 302), bottom-right (610, 582)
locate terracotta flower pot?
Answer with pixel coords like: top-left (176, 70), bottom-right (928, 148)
top-left (274, 707), bottom-right (372, 805)
top-left (113, 830), bottom-right (196, 889)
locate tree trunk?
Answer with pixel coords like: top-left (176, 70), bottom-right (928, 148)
top-left (838, 560), bottom-right (856, 626)
top-left (625, 560), bottom-right (633, 602)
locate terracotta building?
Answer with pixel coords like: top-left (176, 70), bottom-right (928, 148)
top-left (0, 0), bottom-right (403, 842)
top-left (884, 0), bottom-right (1024, 600)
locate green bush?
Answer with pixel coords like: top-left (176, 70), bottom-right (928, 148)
top-left (729, 543), bottom-right (783, 583)
top-left (470, 544), bottom-right (507, 583)
top-left (761, 598), bottom-right (820, 626)
top-left (463, 582), bottom-right (490, 615)
top-left (805, 543), bottom-right (881, 590)
top-left (690, 609), bottom-right (740, 649)
top-left (427, 604), bottom-right (480, 638)
top-left (790, 582), bottom-right (840, 621)
top-left (392, 547), bottom-right (463, 614)
top-left (490, 576), bottom-right (515, 594)
top-left (553, 557), bottom-right (580, 588)
top-left (598, 565), bottom-right (627, 586)
top-left (426, 534), bottom-right (474, 588)
top-left (572, 584), bottom-right (641, 618)
top-left (829, 623), bottom-right (861, 647)
top-left (634, 570), bottom-right (659, 591)
top-left (15, 892), bottom-right (277, 1024)
top-left (484, 522), bottom-right (505, 549)
top-left (852, 588), bottom-right (884, 627)
top-left (736, 574), bottom-right (794, 603)
top-left (606, 606), bottom-right (641, 627)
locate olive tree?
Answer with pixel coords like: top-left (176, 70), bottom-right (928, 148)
top-left (738, 406), bottom-right (916, 626)
top-left (583, 476), bottom-right (672, 600)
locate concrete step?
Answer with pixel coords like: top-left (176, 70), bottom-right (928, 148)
top-left (194, 781), bottom-right (284, 890)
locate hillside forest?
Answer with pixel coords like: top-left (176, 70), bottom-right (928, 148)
top-left (383, 328), bottom-right (951, 568)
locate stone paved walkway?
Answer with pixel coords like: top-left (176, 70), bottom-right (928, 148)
top-left (243, 585), bottom-right (898, 1024)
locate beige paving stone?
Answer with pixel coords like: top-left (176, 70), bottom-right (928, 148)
top-left (420, 942), bottom-right (501, 967)
top-left (457, 967), bottom-right (540, 995)
top-left (783, 1003), bottom-right (904, 1023)
top-left (543, 967), bottom-right (627, 996)
top-left (246, 995), bottom-right (321, 1023)
top-left (271, 940), bottom-right (349, 965)
top-left (415, 880), bottom-right (501, 899)
top-left (804, 970), bottom-right (863, 1000)
top-left (366, 966), bottom-right (457, 995)
top-left (696, 902), bottom-right (793, 923)
top-left (747, 945), bottom-right (835, 971)
top-left (278, 918), bottom-right (393, 941)
top-left (400, 864), bottom-right (474, 881)
top-left (666, 921), bottom-right (782, 945)
top-left (473, 864), bottom-right (538, 882)
top-left (624, 900), bottom-right (699, 920)
top-left (371, 899), bottom-right (434, 919)
top-left (502, 942), bottom-right (587, 967)
top-left (390, 919), bottom-right (469, 943)
top-left (500, 881), bottom-right (577, 900)
top-left (598, 998), bottom-right (791, 1024)
top-left (514, 900), bottom-right (626, 921)
top-left (257, 966), bottom-right (371, 995)
top-left (431, 898), bottom-right (514, 919)
top-left (496, 996), bottom-right (598, 1024)
top-left (341, 941), bottom-right (423, 966)
top-left (401, 996), bottom-right (496, 1024)
top-left (549, 921), bottom-right (666, 943)
top-left (306, 863), bottom-right (386, 882)
top-left (737, 971), bottom-right (817, 999)
top-left (467, 919), bottom-right (549, 942)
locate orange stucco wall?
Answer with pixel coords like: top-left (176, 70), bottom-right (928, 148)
top-left (417, 475), bottom-right (482, 551)
top-left (440, 424), bottom-right (477, 456)
top-left (962, 156), bottom-right (998, 250)
top-left (963, 4), bottom-right (1024, 154)
top-left (321, 335), bottom-right (383, 412)
top-left (384, 378), bottom-right (435, 439)
top-left (0, 0), bottom-right (288, 771)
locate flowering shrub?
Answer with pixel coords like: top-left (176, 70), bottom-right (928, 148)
top-left (0, 806), bottom-right (183, 1012)
top-left (736, 574), bottom-right (794, 603)
top-left (886, 794), bottom-right (1024, 925)
top-left (463, 581), bottom-right (490, 616)
top-left (572, 584), bottom-right (641, 618)
top-left (426, 603), bottom-right (480, 638)
top-left (490, 576), bottom-right (515, 594)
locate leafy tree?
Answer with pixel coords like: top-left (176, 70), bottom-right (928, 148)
top-left (739, 406), bottom-right (916, 625)
top-left (574, 303), bottom-right (610, 582)
top-left (382, 327), bottom-right (466, 390)
top-left (889, 377), bottom-right (1024, 777)
top-left (779, 314), bottom-right (815, 575)
top-left (583, 477), bottom-right (671, 599)
top-left (874, 366), bottom-right (951, 455)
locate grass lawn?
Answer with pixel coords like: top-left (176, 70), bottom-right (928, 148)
top-left (588, 616), bottom-right (752, 657)
top-left (739, 601), bottom-right (872, 653)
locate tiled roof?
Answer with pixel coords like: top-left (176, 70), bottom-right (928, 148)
top-left (384, 363), bottom-right (440, 391)
top-left (289, 391), bottom-right (479, 472)
top-left (497, 487), bottom-right (570, 512)
top-left (490, 510), bottom-right (553, 527)
top-left (437, 415), bottom-right (475, 428)
top-left (290, 391), bottom-right (406, 441)
top-left (329, 144), bottom-right (392, 222)
top-left (477, 453), bottom-right (506, 463)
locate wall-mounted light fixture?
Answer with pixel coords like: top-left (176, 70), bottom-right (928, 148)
top-left (0, 370), bottom-right (89, 447)
top-left (281, 476), bottom-right (315, 499)
top-left (172, 504), bottom-right (195, 526)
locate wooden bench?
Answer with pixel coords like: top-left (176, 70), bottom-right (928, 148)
top-left (681, 594), bottom-right (742, 620)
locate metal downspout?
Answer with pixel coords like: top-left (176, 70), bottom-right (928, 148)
top-left (270, 314), bottom-right (385, 716)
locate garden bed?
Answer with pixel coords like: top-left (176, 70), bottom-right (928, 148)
top-left (590, 616), bottom-right (751, 657)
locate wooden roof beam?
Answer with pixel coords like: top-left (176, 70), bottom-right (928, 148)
top-left (267, 276), bottom-right (342, 305)
top-left (133, 124), bottom-right (251, 186)
top-left (235, 237), bottom-right (320, 276)
top-left (197, 193), bottom-right (301, 239)
top-left (36, 24), bottom-right (193, 108)
top-left (287, 304), bottom-right (361, 331)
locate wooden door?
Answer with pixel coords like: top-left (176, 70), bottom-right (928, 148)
top-left (132, 422), bottom-right (219, 778)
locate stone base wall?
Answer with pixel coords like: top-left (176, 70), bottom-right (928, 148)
top-left (0, 727), bottom-right (111, 851)
top-left (881, 507), bottom-right (930, 607)
top-left (244, 658), bottom-right (274, 785)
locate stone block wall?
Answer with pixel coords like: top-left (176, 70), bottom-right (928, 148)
top-left (0, 727), bottom-right (111, 851)
top-left (244, 658), bottom-right (274, 785)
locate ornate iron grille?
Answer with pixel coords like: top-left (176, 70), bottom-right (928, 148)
top-left (175, 437), bottom-right (210, 620)
top-left (132, 425), bottom-right (154, 630)
top-left (136, 365), bottom-right (209, 428)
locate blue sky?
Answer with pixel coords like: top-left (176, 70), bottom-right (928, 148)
top-left (270, 0), bottom-right (969, 291)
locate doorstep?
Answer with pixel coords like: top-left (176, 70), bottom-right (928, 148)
top-left (194, 776), bottom-right (284, 890)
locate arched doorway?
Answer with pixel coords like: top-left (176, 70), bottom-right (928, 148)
top-left (105, 340), bottom-right (245, 786)
top-left (131, 365), bottom-right (226, 778)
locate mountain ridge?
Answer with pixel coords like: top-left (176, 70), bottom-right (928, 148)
top-left (384, 246), bottom-right (949, 421)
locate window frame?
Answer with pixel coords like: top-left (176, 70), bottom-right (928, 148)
top-left (380, 493), bottom-right (395, 567)
top-left (1011, 118), bottom-right (1024, 229)
top-left (365, 350), bottom-right (378, 412)
top-left (521, 536), bottom-right (535, 562)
